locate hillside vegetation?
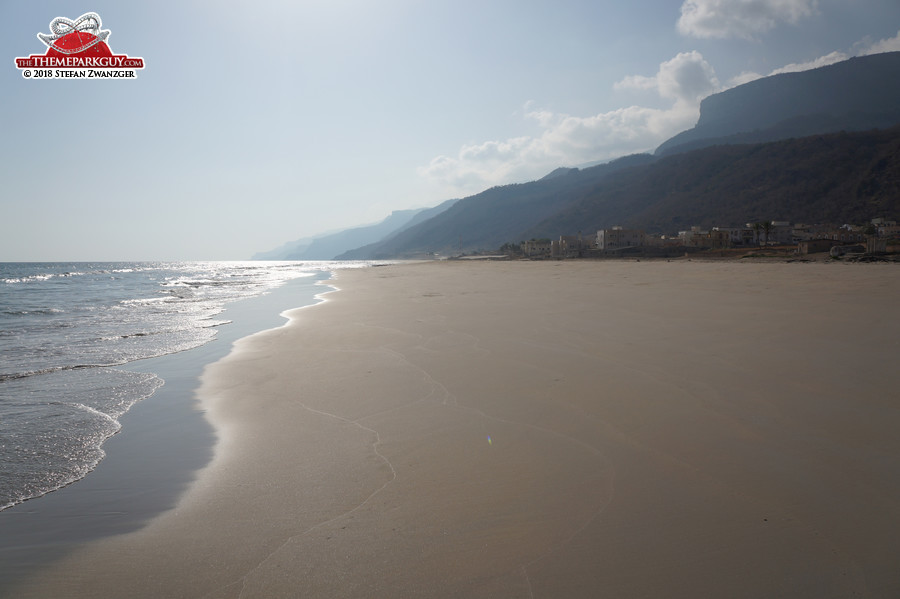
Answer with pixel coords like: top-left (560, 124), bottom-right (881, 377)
top-left (350, 127), bottom-right (900, 257)
top-left (528, 126), bottom-right (900, 238)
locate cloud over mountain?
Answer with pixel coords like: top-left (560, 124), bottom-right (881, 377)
top-left (418, 9), bottom-right (899, 198)
top-left (420, 52), bottom-right (720, 193)
top-left (616, 51), bottom-right (720, 103)
top-left (865, 29), bottom-right (900, 54)
top-left (677, 0), bottom-right (819, 39)
top-left (728, 29), bottom-right (900, 86)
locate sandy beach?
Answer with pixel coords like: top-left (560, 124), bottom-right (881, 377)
top-left (12, 260), bottom-right (900, 598)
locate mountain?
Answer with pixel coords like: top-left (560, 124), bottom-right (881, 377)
top-left (528, 126), bottom-right (900, 236)
top-left (251, 237), bottom-right (315, 260)
top-left (341, 154), bottom-right (657, 258)
top-left (289, 209), bottom-right (423, 260)
top-left (292, 53), bottom-right (900, 260)
top-left (336, 199), bottom-right (458, 260)
top-left (540, 167), bottom-right (578, 180)
top-left (655, 52), bottom-right (900, 156)
top-left (344, 126), bottom-right (900, 258)
top-left (254, 208), bottom-right (427, 261)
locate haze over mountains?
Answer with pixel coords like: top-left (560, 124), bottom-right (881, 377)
top-left (251, 201), bottom-right (457, 260)
top-left (256, 52), bottom-right (900, 260)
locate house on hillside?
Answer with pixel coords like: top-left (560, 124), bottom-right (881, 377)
top-left (521, 239), bottom-right (551, 257)
top-left (872, 218), bottom-right (900, 238)
top-left (679, 227), bottom-right (709, 247)
top-left (818, 227), bottom-right (867, 244)
top-left (712, 227), bottom-right (744, 246)
top-left (742, 221), bottom-right (793, 246)
top-left (551, 234), bottom-right (588, 258)
top-left (596, 227), bottom-right (645, 251)
top-left (739, 227), bottom-right (759, 246)
top-left (771, 221), bottom-right (794, 245)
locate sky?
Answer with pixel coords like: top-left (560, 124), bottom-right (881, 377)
top-left (2, 0), bottom-right (899, 261)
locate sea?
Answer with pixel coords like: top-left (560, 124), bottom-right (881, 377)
top-left (0, 261), bottom-right (373, 514)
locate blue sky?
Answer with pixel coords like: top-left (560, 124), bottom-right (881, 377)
top-left (2, 0), bottom-right (899, 260)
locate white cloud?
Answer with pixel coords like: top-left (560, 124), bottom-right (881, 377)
top-left (420, 53), bottom-right (720, 193)
top-left (658, 51), bottom-right (722, 102)
top-left (613, 74), bottom-right (657, 93)
top-left (616, 51), bottom-right (720, 103)
top-left (417, 26), bottom-right (900, 196)
top-left (419, 104), bottom-right (699, 193)
top-left (678, 0), bottom-right (818, 39)
top-left (769, 50), bottom-right (850, 74)
top-left (725, 29), bottom-right (900, 88)
top-left (729, 49), bottom-right (849, 86)
top-left (726, 71), bottom-right (765, 87)
top-left (862, 29), bottom-right (900, 55)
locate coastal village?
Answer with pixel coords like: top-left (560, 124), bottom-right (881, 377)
top-left (509, 217), bottom-right (900, 260)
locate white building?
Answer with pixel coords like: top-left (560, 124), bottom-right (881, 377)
top-left (596, 227), bottom-right (645, 250)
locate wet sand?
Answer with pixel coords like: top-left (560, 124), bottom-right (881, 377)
top-left (0, 274), bottom-right (331, 594)
top-left (13, 260), bottom-right (900, 598)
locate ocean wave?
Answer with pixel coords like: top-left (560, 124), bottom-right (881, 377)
top-left (0, 367), bottom-right (164, 512)
top-left (1, 270), bottom-right (92, 284)
top-left (0, 261), bottom-right (340, 512)
top-left (96, 332), bottom-right (155, 341)
top-left (0, 362), bottom-right (128, 382)
top-left (2, 274), bottom-right (53, 284)
top-left (69, 402), bottom-right (123, 429)
top-left (204, 319), bottom-right (232, 328)
top-left (119, 296), bottom-right (169, 305)
top-left (1, 308), bottom-right (65, 316)
top-left (162, 278), bottom-right (228, 287)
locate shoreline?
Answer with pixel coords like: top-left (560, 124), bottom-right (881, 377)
top-left (0, 272), bottom-right (334, 593)
top-left (10, 260), bottom-right (900, 598)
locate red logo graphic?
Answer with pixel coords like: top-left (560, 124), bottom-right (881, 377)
top-left (15, 12), bottom-right (145, 79)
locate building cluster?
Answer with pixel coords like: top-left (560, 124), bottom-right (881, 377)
top-left (518, 218), bottom-right (900, 258)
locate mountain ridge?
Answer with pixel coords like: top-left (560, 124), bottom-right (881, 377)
top-left (346, 127), bottom-right (900, 258)
top-left (655, 51), bottom-right (900, 156)
top-left (256, 52), bottom-right (900, 260)
top-left (253, 205), bottom-right (453, 261)
top-left (529, 126), bottom-right (900, 238)
top-left (338, 154), bottom-right (658, 258)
